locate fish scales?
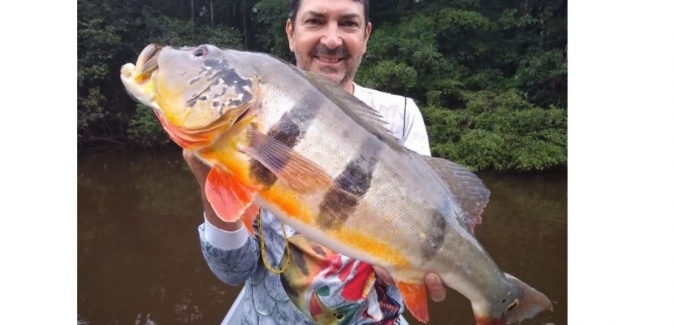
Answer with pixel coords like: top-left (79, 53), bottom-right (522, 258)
top-left (252, 53), bottom-right (514, 303)
top-left (120, 44), bottom-right (553, 325)
top-left (260, 73), bottom-right (453, 267)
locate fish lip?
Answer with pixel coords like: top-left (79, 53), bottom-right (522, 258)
top-left (137, 44), bottom-right (163, 75)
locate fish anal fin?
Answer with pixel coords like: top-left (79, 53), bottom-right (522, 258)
top-left (205, 166), bottom-right (258, 224)
top-left (395, 280), bottom-right (429, 324)
top-left (241, 129), bottom-right (333, 193)
top-left (422, 156), bottom-right (490, 233)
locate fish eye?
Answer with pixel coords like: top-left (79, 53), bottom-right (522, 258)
top-left (194, 46), bottom-right (208, 57)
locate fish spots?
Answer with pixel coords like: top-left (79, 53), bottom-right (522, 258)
top-left (204, 58), bottom-right (254, 106)
top-left (248, 90), bottom-right (322, 187)
top-left (317, 137), bottom-right (382, 230)
top-left (186, 58), bottom-right (255, 111)
top-left (421, 212), bottom-right (447, 259)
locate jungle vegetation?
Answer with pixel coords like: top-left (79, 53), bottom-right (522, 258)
top-left (77, 0), bottom-right (567, 172)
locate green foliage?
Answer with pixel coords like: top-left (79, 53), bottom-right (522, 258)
top-left (77, 0), bottom-right (567, 172)
top-left (140, 13), bottom-right (243, 49)
top-left (424, 90), bottom-right (566, 172)
top-left (252, 0), bottom-right (293, 60)
top-left (127, 105), bottom-right (172, 149)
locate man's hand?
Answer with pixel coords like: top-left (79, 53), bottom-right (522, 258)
top-left (183, 149), bottom-right (242, 231)
top-left (183, 149), bottom-right (210, 190)
top-left (372, 266), bottom-right (447, 302)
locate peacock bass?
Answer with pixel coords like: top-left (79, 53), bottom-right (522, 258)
top-left (120, 44), bottom-right (552, 324)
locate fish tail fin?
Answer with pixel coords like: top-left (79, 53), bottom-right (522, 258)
top-left (395, 280), bottom-right (429, 324)
top-left (503, 273), bottom-right (552, 323)
top-left (475, 273), bottom-right (552, 325)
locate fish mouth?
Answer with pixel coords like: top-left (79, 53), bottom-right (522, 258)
top-left (120, 44), bottom-right (162, 82)
top-left (120, 44), bottom-right (164, 107)
top-left (136, 44), bottom-right (162, 75)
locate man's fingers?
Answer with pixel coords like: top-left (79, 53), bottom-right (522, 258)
top-left (424, 273), bottom-right (446, 302)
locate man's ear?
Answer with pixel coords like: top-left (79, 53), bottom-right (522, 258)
top-left (286, 19), bottom-right (295, 52)
top-left (362, 22), bottom-right (372, 54)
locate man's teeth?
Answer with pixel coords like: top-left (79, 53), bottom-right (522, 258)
top-left (318, 57), bottom-right (341, 63)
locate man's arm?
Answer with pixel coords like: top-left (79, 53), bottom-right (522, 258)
top-left (185, 150), bottom-right (260, 285)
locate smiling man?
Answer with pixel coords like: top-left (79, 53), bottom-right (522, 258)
top-left (286, 0), bottom-right (371, 92)
top-left (187, 0), bottom-right (444, 324)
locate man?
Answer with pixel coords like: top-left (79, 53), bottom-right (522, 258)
top-left (184, 0), bottom-right (446, 323)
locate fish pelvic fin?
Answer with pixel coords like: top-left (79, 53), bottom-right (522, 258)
top-left (395, 280), bottom-right (429, 324)
top-left (475, 273), bottom-right (552, 325)
top-left (240, 203), bottom-right (259, 235)
top-left (421, 156), bottom-right (490, 233)
top-left (205, 166), bottom-right (259, 230)
top-left (241, 129), bottom-right (333, 193)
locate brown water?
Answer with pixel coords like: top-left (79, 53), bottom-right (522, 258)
top-left (77, 148), bottom-right (566, 325)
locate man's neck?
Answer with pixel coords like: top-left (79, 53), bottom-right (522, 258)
top-left (343, 81), bottom-right (355, 94)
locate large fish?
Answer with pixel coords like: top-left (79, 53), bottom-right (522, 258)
top-left (120, 44), bottom-right (552, 324)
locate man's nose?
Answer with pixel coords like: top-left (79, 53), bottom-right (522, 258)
top-left (320, 22), bottom-right (343, 49)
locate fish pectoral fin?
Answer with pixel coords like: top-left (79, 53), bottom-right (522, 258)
top-left (241, 129), bottom-right (333, 193)
top-left (395, 280), bottom-right (429, 324)
top-left (421, 156), bottom-right (490, 233)
top-left (205, 166), bottom-right (259, 231)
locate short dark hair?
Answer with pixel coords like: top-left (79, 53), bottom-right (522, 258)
top-left (288, 0), bottom-right (370, 26)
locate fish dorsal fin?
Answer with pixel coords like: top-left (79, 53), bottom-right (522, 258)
top-left (422, 156), bottom-right (490, 233)
top-left (302, 70), bottom-right (402, 148)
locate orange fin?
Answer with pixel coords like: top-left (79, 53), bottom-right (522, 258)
top-left (395, 280), bottom-right (429, 324)
top-left (239, 203), bottom-right (259, 235)
top-left (241, 129), bottom-right (333, 193)
top-left (205, 166), bottom-right (258, 224)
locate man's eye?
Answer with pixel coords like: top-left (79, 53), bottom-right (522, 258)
top-left (342, 21), bottom-right (358, 28)
top-left (306, 19), bottom-right (322, 25)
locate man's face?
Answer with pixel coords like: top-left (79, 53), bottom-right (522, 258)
top-left (286, 0), bottom-right (372, 90)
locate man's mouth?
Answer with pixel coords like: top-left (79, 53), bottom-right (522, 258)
top-left (315, 56), bottom-right (343, 64)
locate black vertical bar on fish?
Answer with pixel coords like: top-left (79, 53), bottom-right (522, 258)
top-left (249, 89), bottom-right (324, 187)
top-left (317, 136), bottom-right (383, 230)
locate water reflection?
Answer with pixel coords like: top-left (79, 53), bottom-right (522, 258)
top-left (78, 149), bottom-right (566, 325)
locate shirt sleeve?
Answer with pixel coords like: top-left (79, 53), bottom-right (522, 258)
top-left (401, 99), bottom-right (432, 156)
top-left (198, 215), bottom-right (261, 286)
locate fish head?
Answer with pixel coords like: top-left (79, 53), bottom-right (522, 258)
top-left (474, 274), bottom-right (553, 325)
top-left (120, 44), bottom-right (259, 149)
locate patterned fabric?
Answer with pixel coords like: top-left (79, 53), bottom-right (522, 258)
top-left (199, 84), bottom-right (430, 324)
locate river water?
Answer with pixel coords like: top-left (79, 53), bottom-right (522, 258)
top-left (77, 148), bottom-right (567, 325)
